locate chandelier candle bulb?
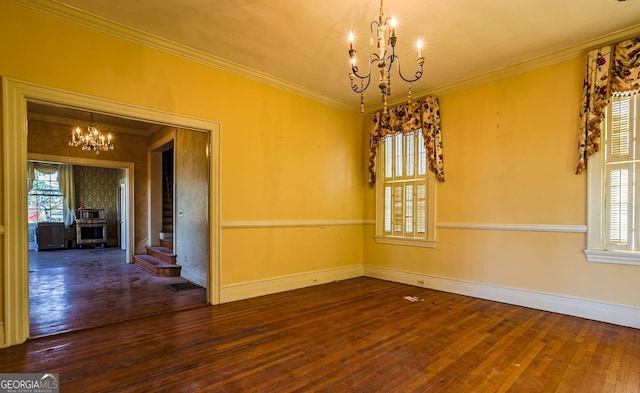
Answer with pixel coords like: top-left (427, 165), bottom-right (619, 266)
top-left (417, 39), bottom-right (423, 59)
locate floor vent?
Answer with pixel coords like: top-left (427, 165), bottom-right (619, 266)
top-left (166, 282), bottom-right (202, 292)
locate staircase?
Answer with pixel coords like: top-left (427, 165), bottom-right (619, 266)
top-left (160, 149), bottom-right (174, 240)
top-left (133, 239), bottom-right (181, 277)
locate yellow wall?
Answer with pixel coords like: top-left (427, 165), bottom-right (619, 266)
top-left (364, 58), bottom-right (640, 307)
top-left (0, 0), bottom-right (364, 298)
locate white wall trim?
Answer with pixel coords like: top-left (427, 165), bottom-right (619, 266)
top-left (365, 220), bottom-right (587, 234)
top-left (437, 222), bottom-right (587, 233)
top-left (220, 264), bottom-right (364, 303)
top-left (364, 265), bottom-right (640, 329)
top-left (221, 219), bottom-right (365, 229)
top-left (584, 250), bottom-right (640, 267)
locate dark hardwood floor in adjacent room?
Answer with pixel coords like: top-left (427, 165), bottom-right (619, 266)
top-left (28, 247), bottom-right (207, 337)
top-left (3, 277), bottom-right (639, 392)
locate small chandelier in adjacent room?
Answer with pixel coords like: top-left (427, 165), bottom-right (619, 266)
top-left (347, 0), bottom-right (424, 113)
top-left (68, 114), bottom-right (114, 154)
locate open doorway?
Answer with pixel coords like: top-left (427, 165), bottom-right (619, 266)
top-left (27, 160), bottom-right (127, 252)
top-left (3, 78), bottom-right (221, 346)
top-left (0, 81), bottom-right (221, 344)
top-left (148, 130), bottom-right (210, 287)
top-left (26, 103), bottom-right (212, 337)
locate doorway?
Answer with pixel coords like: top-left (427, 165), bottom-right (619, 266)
top-left (26, 107), bottom-right (211, 337)
top-left (119, 180), bottom-right (127, 250)
top-left (2, 78), bottom-right (221, 346)
top-left (149, 130), bottom-right (210, 287)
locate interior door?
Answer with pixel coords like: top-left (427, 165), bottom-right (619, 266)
top-left (118, 181), bottom-right (127, 250)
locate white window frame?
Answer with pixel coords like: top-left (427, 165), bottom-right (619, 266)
top-left (585, 93), bottom-right (640, 266)
top-left (28, 168), bottom-right (64, 224)
top-left (375, 130), bottom-right (436, 248)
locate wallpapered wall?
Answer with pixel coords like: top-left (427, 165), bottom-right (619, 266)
top-left (74, 165), bottom-right (123, 245)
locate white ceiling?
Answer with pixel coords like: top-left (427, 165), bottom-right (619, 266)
top-left (39, 0), bottom-right (640, 111)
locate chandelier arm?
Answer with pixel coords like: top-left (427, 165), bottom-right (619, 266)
top-left (350, 58), bottom-right (377, 93)
top-left (370, 20), bottom-right (379, 35)
top-left (350, 54), bottom-right (378, 82)
top-left (351, 74), bottom-right (371, 94)
top-left (394, 56), bottom-right (424, 83)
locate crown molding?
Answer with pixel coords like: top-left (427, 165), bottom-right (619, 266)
top-left (11, 0), bottom-right (357, 112)
top-left (376, 24), bottom-right (640, 113)
top-left (12, 1), bottom-right (640, 115)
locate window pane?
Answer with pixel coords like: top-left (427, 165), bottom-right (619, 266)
top-left (384, 186), bottom-right (392, 232)
top-left (384, 136), bottom-right (393, 179)
top-left (395, 133), bottom-right (403, 177)
top-left (28, 169), bottom-right (63, 223)
top-left (406, 133), bottom-right (415, 177)
top-left (609, 168), bottom-right (629, 245)
top-left (393, 185), bottom-right (403, 234)
top-left (610, 96), bottom-right (631, 159)
top-left (416, 184), bottom-right (426, 234)
top-left (405, 185), bottom-right (413, 234)
top-left (418, 131), bottom-right (426, 175)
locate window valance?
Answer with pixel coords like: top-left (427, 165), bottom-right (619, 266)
top-left (576, 35), bottom-right (640, 174)
top-left (368, 96), bottom-right (444, 187)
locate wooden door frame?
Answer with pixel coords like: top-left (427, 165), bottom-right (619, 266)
top-left (1, 77), bottom-right (221, 347)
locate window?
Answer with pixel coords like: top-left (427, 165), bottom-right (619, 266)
top-left (586, 93), bottom-right (640, 264)
top-left (28, 169), bottom-right (64, 224)
top-left (376, 130), bottom-right (436, 247)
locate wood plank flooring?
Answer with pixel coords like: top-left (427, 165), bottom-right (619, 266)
top-left (29, 248), bottom-right (207, 337)
top-left (2, 277), bottom-right (639, 392)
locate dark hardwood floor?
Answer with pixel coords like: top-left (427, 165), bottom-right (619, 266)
top-left (29, 247), bottom-right (207, 337)
top-left (2, 276), bottom-right (638, 392)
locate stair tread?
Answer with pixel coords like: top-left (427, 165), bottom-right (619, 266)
top-left (145, 245), bottom-right (176, 256)
top-left (133, 254), bottom-right (179, 267)
top-left (134, 254), bottom-right (181, 277)
top-left (159, 239), bottom-right (174, 251)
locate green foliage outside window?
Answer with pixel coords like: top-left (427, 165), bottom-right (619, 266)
top-left (28, 170), bottom-right (64, 223)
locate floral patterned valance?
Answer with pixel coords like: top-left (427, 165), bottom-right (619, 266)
top-left (576, 35), bottom-right (640, 174)
top-left (368, 96), bottom-right (444, 187)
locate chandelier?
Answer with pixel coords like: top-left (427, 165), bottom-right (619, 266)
top-left (68, 114), bottom-right (114, 154)
top-left (347, 0), bottom-right (424, 113)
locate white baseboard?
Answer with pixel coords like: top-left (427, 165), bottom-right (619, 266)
top-left (220, 264), bottom-right (364, 303)
top-left (364, 265), bottom-right (640, 329)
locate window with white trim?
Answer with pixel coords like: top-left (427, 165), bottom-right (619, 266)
top-left (376, 130), bottom-right (436, 247)
top-left (586, 93), bottom-right (640, 265)
top-left (28, 169), bottom-right (64, 224)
